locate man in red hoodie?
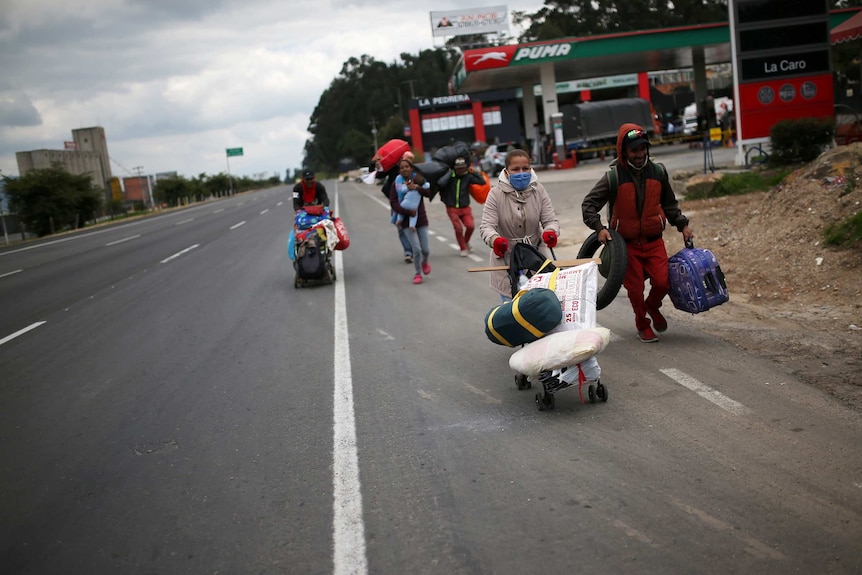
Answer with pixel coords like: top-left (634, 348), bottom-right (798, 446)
top-left (293, 169), bottom-right (329, 211)
top-left (582, 123), bottom-right (693, 343)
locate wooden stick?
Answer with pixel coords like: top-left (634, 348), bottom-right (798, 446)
top-left (468, 258), bottom-right (601, 272)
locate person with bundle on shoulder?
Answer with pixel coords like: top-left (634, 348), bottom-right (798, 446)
top-left (438, 155), bottom-right (488, 257)
top-left (581, 123), bottom-right (693, 343)
top-left (479, 149), bottom-right (560, 302)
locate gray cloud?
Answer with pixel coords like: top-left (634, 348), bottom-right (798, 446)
top-left (0, 92), bottom-right (42, 127)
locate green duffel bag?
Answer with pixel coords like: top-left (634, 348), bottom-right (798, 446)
top-left (484, 288), bottom-right (562, 347)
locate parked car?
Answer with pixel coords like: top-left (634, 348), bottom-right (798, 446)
top-left (481, 142), bottom-right (516, 176)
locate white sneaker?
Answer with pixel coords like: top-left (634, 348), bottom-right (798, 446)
top-left (467, 243), bottom-right (473, 254)
top-left (460, 250), bottom-right (468, 257)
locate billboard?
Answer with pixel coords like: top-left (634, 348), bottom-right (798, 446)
top-left (730, 0), bottom-right (832, 142)
top-left (430, 6), bottom-right (508, 38)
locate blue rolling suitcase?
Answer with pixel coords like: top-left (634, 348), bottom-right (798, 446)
top-left (668, 240), bottom-right (729, 314)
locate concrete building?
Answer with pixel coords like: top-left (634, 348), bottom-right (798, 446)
top-left (15, 126), bottom-right (113, 196)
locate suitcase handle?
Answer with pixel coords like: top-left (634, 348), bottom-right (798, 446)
top-left (685, 239), bottom-right (695, 249)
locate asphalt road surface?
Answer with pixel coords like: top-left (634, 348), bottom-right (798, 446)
top-left (1, 147), bottom-right (860, 574)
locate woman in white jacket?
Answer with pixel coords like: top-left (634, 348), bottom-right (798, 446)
top-left (479, 149), bottom-right (560, 300)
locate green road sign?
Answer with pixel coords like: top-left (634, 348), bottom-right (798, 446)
top-left (226, 147), bottom-right (244, 157)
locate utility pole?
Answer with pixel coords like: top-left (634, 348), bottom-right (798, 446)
top-left (0, 169), bottom-right (9, 245)
top-left (133, 166), bottom-right (155, 209)
top-left (370, 118), bottom-right (378, 151)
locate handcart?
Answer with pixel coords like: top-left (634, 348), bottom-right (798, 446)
top-left (292, 207), bottom-right (340, 289)
top-left (505, 242), bottom-right (608, 411)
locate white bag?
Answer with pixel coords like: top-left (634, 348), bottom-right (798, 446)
top-left (361, 170), bottom-right (377, 184)
top-left (508, 327), bottom-right (610, 376)
top-left (524, 262), bottom-right (598, 332)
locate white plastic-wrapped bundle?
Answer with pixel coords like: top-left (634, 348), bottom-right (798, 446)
top-left (508, 327), bottom-right (610, 376)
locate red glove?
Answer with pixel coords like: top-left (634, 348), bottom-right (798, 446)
top-left (493, 237), bottom-right (509, 258)
top-left (542, 230), bottom-right (558, 248)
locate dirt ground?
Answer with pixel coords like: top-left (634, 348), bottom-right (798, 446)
top-left (665, 144), bottom-right (862, 411)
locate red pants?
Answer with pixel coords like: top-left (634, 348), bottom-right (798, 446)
top-left (446, 206), bottom-right (474, 250)
top-left (623, 238), bottom-right (670, 331)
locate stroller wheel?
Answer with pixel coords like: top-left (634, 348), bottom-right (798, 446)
top-left (588, 384), bottom-right (597, 404)
top-left (535, 392), bottom-right (555, 411)
top-left (596, 381), bottom-right (608, 402)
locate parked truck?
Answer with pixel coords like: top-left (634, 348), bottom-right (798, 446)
top-left (560, 97), bottom-right (660, 158)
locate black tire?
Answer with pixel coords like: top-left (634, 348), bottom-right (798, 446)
top-left (515, 374), bottom-right (529, 390)
top-left (588, 384), bottom-right (596, 404)
top-left (577, 229), bottom-right (627, 310)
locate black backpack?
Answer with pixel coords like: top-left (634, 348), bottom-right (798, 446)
top-left (295, 233), bottom-right (327, 279)
top-left (507, 242), bottom-right (556, 298)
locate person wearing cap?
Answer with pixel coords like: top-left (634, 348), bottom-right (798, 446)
top-left (438, 155), bottom-right (487, 256)
top-left (292, 169), bottom-right (329, 212)
top-left (582, 123), bottom-right (693, 343)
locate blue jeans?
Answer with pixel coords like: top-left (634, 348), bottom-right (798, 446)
top-left (397, 225), bottom-right (412, 257)
top-left (404, 225), bottom-right (429, 276)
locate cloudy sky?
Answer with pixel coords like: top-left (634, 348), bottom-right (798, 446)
top-left (0, 0), bottom-right (544, 182)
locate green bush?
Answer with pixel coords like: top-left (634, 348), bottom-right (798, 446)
top-left (769, 117), bottom-right (834, 165)
top-left (823, 211), bottom-right (862, 247)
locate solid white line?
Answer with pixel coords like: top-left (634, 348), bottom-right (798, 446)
top-left (660, 368), bottom-right (750, 416)
top-left (230, 221), bottom-right (246, 230)
top-left (160, 244), bottom-right (199, 264)
top-left (331, 186), bottom-right (368, 575)
top-left (106, 235), bottom-right (141, 246)
top-left (0, 321), bottom-right (47, 346)
top-left (0, 269), bottom-right (23, 279)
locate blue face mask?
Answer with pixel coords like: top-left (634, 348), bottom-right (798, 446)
top-left (508, 171), bottom-right (532, 191)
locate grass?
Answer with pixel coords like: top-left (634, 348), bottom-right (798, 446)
top-left (824, 211), bottom-right (862, 247)
top-left (684, 168), bottom-right (792, 200)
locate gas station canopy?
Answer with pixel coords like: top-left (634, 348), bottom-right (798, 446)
top-left (453, 23), bottom-right (733, 93)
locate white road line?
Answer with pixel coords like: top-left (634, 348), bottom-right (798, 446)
top-left (160, 244), bottom-right (199, 264)
top-left (260, 209), bottom-right (269, 215)
top-left (0, 321), bottom-right (47, 347)
top-left (660, 368), bottom-right (750, 416)
top-left (175, 218), bottom-right (194, 226)
top-left (230, 221), bottom-right (246, 230)
top-left (331, 186), bottom-right (369, 575)
top-left (213, 208), bottom-right (225, 214)
top-left (106, 235), bottom-right (141, 246)
top-left (276, 201), bottom-right (284, 207)
top-left (0, 269), bottom-right (23, 279)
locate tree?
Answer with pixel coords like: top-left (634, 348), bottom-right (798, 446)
top-left (514, 0), bottom-right (729, 42)
top-left (303, 48), bottom-right (459, 174)
top-left (3, 163), bottom-right (103, 236)
top-left (153, 175), bottom-right (196, 207)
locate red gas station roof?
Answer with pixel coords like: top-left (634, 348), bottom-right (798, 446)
top-left (832, 10), bottom-right (862, 45)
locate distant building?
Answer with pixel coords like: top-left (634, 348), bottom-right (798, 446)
top-left (15, 126), bottom-right (113, 198)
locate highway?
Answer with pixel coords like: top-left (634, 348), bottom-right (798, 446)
top-left (1, 152), bottom-right (860, 574)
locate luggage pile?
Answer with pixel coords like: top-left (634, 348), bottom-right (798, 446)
top-left (482, 243), bottom-right (611, 411)
top-left (289, 206), bottom-right (350, 289)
